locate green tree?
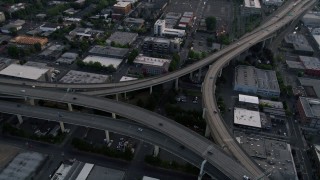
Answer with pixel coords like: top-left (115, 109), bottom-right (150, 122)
top-left (7, 45), bottom-right (19, 58)
top-left (34, 43), bottom-right (42, 52)
top-left (9, 27), bottom-right (17, 36)
top-left (205, 16), bottom-right (216, 31)
top-left (127, 49), bottom-right (139, 64)
top-left (169, 53), bottom-right (180, 72)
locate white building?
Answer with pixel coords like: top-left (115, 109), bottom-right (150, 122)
top-left (0, 64), bottom-right (50, 81)
top-left (154, 19), bottom-right (185, 38)
top-left (40, 23), bottom-right (61, 32)
top-left (262, 0), bottom-right (284, 6)
top-left (239, 94), bottom-right (259, 104)
top-left (241, 0), bottom-right (261, 16)
top-left (234, 108), bottom-right (262, 128)
top-left (83, 55), bottom-right (123, 69)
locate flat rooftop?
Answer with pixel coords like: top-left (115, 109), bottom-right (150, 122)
top-left (299, 96), bottom-right (320, 118)
top-left (259, 99), bottom-right (283, 109)
top-left (234, 108), bottom-right (261, 128)
top-left (239, 94), bottom-right (259, 104)
top-left (299, 77), bottom-right (320, 98)
top-left (119, 76), bottom-right (138, 82)
top-left (0, 152), bottom-right (45, 180)
top-left (83, 55), bottom-right (123, 69)
top-left (299, 56), bottom-right (320, 71)
top-left (0, 64), bottom-right (49, 80)
top-left (235, 132), bottom-right (297, 179)
top-left (59, 70), bottom-right (109, 84)
top-left (134, 55), bottom-right (171, 67)
top-left (286, 60), bottom-right (305, 70)
top-left (89, 45), bottom-right (129, 58)
top-left (144, 37), bottom-right (170, 44)
top-left (235, 65), bottom-right (280, 92)
top-left (244, 0), bottom-right (261, 8)
top-left (107, 31), bottom-right (138, 45)
top-left (285, 34), bottom-right (314, 52)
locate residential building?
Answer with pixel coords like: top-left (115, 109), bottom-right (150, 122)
top-left (0, 12), bottom-right (5, 23)
top-left (106, 31), bottom-right (138, 46)
top-left (262, 0), bottom-right (284, 6)
top-left (143, 37), bottom-right (180, 54)
top-left (154, 19), bottom-right (185, 37)
top-left (69, 27), bottom-right (103, 39)
top-left (124, 18), bottom-right (145, 30)
top-left (10, 35), bottom-right (48, 49)
top-left (6, 3), bottom-right (25, 13)
top-left (113, 2), bottom-right (132, 15)
top-left (89, 45), bottom-right (129, 59)
top-left (38, 44), bottom-right (65, 60)
top-left (296, 97), bottom-right (320, 128)
top-left (283, 34), bottom-right (314, 55)
top-left (241, 0), bottom-right (261, 16)
top-left (299, 56), bottom-right (320, 76)
top-left (234, 65), bottom-right (280, 97)
top-left (39, 23), bottom-right (60, 32)
top-left (133, 55), bottom-right (171, 75)
top-left (56, 52), bottom-right (78, 65)
top-left (0, 19), bottom-right (25, 34)
top-left (298, 78), bottom-right (320, 98)
top-left (302, 11), bottom-right (320, 27)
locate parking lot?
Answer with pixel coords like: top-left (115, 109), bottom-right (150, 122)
top-left (166, 0), bottom-right (201, 14)
top-left (203, 0), bottom-right (233, 32)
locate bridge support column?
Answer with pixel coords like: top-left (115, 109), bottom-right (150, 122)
top-left (153, 145), bottom-right (159, 157)
top-left (59, 121), bottom-right (65, 133)
top-left (198, 160), bottom-right (207, 180)
top-left (261, 40), bottom-right (266, 49)
top-left (175, 78), bottom-right (179, 91)
top-left (124, 92), bottom-right (127, 100)
top-left (205, 124), bottom-right (210, 138)
top-left (29, 98), bottom-right (35, 106)
top-left (116, 94), bottom-right (119, 101)
top-left (112, 113), bottom-right (116, 119)
top-left (149, 86), bottom-right (153, 94)
top-left (189, 72), bottom-right (193, 80)
top-left (202, 108), bottom-right (206, 119)
top-left (67, 103), bottom-right (73, 111)
top-left (17, 114), bottom-right (23, 124)
top-left (197, 68), bottom-right (202, 82)
top-left (218, 69), bottom-right (222, 77)
top-left (104, 130), bottom-right (110, 143)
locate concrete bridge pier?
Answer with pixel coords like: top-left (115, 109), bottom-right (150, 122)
top-left (149, 86), bottom-right (153, 94)
top-left (112, 113), bottom-right (116, 119)
top-left (105, 130), bottom-right (110, 143)
top-left (26, 98), bottom-right (35, 106)
top-left (153, 145), bottom-right (159, 157)
top-left (17, 114), bottom-right (23, 124)
top-left (189, 72), bottom-right (193, 80)
top-left (59, 121), bottom-right (65, 133)
top-left (175, 78), bottom-right (179, 91)
top-left (261, 40), bottom-right (266, 49)
top-left (67, 103), bottom-right (73, 111)
top-left (116, 94), bottom-right (119, 101)
top-left (205, 124), bottom-right (211, 138)
top-left (218, 69), bottom-right (222, 77)
top-left (197, 68), bottom-right (202, 82)
top-left (202, 108), bottom-right (206, 119)
top-left (124, 92), bottom-right (127, 100)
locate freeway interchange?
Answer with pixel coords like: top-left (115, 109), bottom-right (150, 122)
top-left (0, 0), bottom-right (317, 179)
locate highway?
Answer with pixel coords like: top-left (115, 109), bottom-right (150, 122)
top-left (0, 100), bottom-right (229, 179)
top-left (0, 0), bottom-right (310, 94)
top-left (0, 0), bottom-right (315, 178)
top-left (0, 84), bottom-right (252, 179)
top-left (202, 0), bottom-right (317, 178)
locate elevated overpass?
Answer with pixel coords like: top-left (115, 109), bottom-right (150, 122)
top-left (0, 84), bottom-right (252, 179)
top-left (0, 0), bottom-right (309, 95)
top-left (0, 100), bottom-right (229, 179)
top-left (202, 0), bottom-right (317, 177)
